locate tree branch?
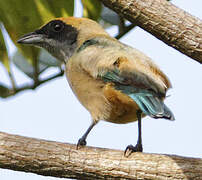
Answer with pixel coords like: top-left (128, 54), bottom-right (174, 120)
top-left (99, 0), bottom-right (202, 64)
top-left (115, 23), bottom-right (136, 39)
top-left (0, 131), bottom-right (201, 179)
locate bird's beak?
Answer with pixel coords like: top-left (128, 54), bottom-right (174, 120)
top-left (17, 31), bottom-right (44, 45)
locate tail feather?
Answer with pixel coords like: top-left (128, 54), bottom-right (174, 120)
top-left (162, 104), bottom-right (175, 120)
top-left (129, 93), bottom-right (175, 120)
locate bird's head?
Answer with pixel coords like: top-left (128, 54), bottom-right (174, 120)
top-left (17, 17), bottom-right (108, 63)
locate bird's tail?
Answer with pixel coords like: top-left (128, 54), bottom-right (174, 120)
top-left (129, 93), bottom-right (175, 121)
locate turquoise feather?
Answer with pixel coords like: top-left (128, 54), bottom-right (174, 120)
top-left (100, 70), bottom-right (175, 120)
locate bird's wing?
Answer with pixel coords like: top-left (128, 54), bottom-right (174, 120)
top-left (97, 57), bottom-right (174, 120)
top-left (77, 38), bottom-right (174, 120)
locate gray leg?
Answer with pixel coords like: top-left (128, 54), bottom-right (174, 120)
top-left (124, 110), bottom-right (143, 156)
top-left (77, 122), bottom-right (97, 149)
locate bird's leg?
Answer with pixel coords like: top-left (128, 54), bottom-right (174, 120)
top-left (77, 122), bottom-right (97, 149)
top-left (124, 110), bottom-right (143, 156)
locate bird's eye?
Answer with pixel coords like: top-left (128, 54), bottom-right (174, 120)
top-left (53, 23), bottom-right (64, 32)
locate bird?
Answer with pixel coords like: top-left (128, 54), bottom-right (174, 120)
top-left (17, 17), bottom-right (175, 155)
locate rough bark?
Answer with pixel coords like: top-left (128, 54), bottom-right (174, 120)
top-left (0, 132), bottom-right (201, 179)
top-left (99, 0), bottom-right (202, 64)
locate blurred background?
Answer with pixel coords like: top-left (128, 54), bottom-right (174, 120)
top-left (0, 0), bottom-right (201, 179)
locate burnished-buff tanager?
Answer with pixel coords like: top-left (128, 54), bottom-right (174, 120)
top-left (18, 17), bottom-right (174, 155)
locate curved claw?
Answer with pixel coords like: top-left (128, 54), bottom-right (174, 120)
top-left (76, 138), bottom-right (87, 149)
top-left (124, 144), bottom-right (143, 157)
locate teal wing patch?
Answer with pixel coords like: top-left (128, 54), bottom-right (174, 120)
top-left (101, 69), bottom-right (124, 83)
top-left (100, 70), bottom-right (175, 120)
top-left (77, 39), bottom-right (98, 53)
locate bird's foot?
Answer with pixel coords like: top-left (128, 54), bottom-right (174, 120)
top-left (76, 138), bottom-right (87, 150)
top-left (124, 144), bottom-right (143, 157)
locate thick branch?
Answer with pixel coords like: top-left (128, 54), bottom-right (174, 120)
top-left (99, 0), bottom-right (202, 64)
top-left (116, 23), bottom-right (137, 39)
top-left (0, 132), bottom-right (201, 179)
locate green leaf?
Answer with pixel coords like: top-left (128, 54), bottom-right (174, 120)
top-left (0, 0), bottom-right (75, 85)
top-left (81, 0), bottom-right (102, 21)
top-left (0, 25), bottom-right (10, 71)
top-left (0, 83), bottom-right (10, 98)
top-left (0, 0), bottom-right (74, 76)
top-left (0, 0), bottom-right (43, 67)
top-left (34, 0), bottom-right (74, 22)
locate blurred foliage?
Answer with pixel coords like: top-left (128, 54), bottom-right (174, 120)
top-left (0, 0), bottom-right (74, 75)
top-left (0, 0), bottom-right (75, 98)
top-left (0, 0), bottom-right (122, 98)
top-left (0, 24), bottom-right (9, 72)
top-left (0, 0), bottom-right (170, 98)
top-left (82, 0), bottom-right (102, 21)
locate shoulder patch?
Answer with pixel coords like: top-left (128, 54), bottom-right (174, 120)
top-left (77, 39), bottom-right (98, 52)
top-left (113, 57), bottom-right (128, 68)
